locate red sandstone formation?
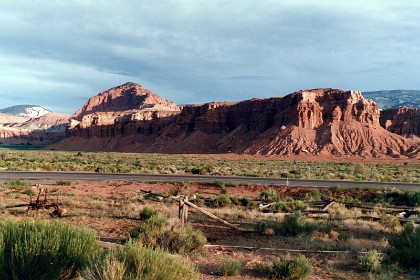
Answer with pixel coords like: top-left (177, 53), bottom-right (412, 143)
top-left (75, 82), bottom-right (180, 119)
top-left (51, 86), bottom-right (420, 158)
top-left (380, 107), bottom-right (420, 137)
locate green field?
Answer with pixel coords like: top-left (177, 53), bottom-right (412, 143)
top-left (0, 149), bottom-right (418, 183)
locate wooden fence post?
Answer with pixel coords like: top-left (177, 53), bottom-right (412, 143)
top-left (179, 199), bottom-right (185, 226)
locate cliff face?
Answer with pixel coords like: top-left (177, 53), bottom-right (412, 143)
top-left (0, 113), bottom-right (71, 144)
top-left (51, 87), bottom-right (420, 158)
top-left (380, 107), bottom-right (420, 137)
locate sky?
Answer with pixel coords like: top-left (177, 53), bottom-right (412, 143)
top-left (0, 1), bottom-right (419, 113)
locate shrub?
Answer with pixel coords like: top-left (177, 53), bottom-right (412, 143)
top-left (260, 189), bottom-right (279, 202)
top-left (389, 223), bottom-right (420, 269)
top-left (56, 180), bottom-right (73, 186)
top-left (239, 196), bottom-right (251, 206)
top-left (273, 212), bottom-right (316, 237)
top-left (254, 221), bottom-right (269, 234)
top-left (328, 203), bottom-right (350, 220)
top-left (190, 166), bottom-right (211, 175)
top-left (130, 215), bottom-right (168, 246)
top-left (131, 217), bottom-right (206, 254)
top-left (168, 185), bottom-right (182, 196)
top-left (213, 194), bottom-right (232, 207)
top-left (230, 196), bottom-right (239, 205)
top-left (385, 191), bottom-right (420, 207)
top-left (80, 240), bottom-right (199, 280)
top-left (139, 207), bottom-right (158, 221)
top-left (215, 180), bottom-right (227, 194)
top-left (4, 178), bottom-right (31, 189)
top-left (0, 220), bottom-right (97, 280)
top-left (160, 223), bottom-right (207, 254)
top-left (218, 257), bottom-right (241, 277)
top-left (263, 255), bottom-right (313, 280)
top-left (379, 214), bottom-right (400, 231)
top-left (291, 200), bottom-right (308, 211)
top-left (357, 250), bottom-right (384, 272)
top-left (273, 202), bottom-right (289, 212)
top-left (22, 188), bottom-right (35, 196)
top-left (305, 189), bottom-right (321, 201)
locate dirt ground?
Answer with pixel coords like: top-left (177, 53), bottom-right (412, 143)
top-left (0, 179), bottom-right (413, 279)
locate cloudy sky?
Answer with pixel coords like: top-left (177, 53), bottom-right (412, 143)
top-left (0, 1), bottom-right (419, 113)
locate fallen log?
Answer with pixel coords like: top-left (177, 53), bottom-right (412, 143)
top-left (184, 200), bottom-right (241, 231)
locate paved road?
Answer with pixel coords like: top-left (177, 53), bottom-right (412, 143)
top-left (0, 171), bottom-right (419, 189)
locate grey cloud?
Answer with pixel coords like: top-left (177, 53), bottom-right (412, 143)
top-left (0, 0), bottom-right (419, 112)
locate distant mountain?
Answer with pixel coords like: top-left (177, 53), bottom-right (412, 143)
top-left (0, 105), bottom-right (51, 118)
top-left (362, 90), bottom-right (420, 109)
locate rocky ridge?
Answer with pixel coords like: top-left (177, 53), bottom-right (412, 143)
top-left (51, 85), bottom-right (419, 159)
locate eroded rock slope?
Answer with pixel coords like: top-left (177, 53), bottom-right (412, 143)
top-left (51, 85), bottom-right (419, 158)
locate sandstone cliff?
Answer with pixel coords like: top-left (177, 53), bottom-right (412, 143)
top-left (380, 107), bottom-right (420, 137)
top-left (51, 86), bottom-right (420, 158)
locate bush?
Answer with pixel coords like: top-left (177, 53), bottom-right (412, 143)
top-left (131, 216), bottom-right (206, 254)
top-left (390, 223), bottom-right (420, 269)
top-left (213, 194), bottom-right (232, 207)
top-left (328, 203), bottom-right (350, 220)
top-left (385, 191), bottom-right (420, 207)
top-left (22, 188), bottom-right (35, 196)
top-left (379, 214), bottom-right (400, 231)
top-left (218, 257), bottom-right (241, 277)
top-left (358, 250), bottom-right (384, 272)
top-left (139, 207), bottom-right (158, 221)
top-left (130, 216), bottom-right (167, 246)
top-left (215, 180), bottom-right (227, 194)
top-left (260, 189), bottom-right (279, 202)
top-left (190, 166), bottom-right (211, 175)
top-left (305, 189), bottom-right (321, 201)
top-left (239, 197), bottom-right (251, 206)
top-left (291, 200), bottom-right (308, 211)
top-left (0, 220), bottom-right (97, 280)
top-left (56, 180), bottom-right (73, 186)
top-left (160, 223), bottom-right (207, 254)
top-left (254, 221), bottom-right (269, 234)
top-left (263, 255), bottom-right (313, 279)
top-left (80, 240), bottom-right (199, 280)
top-left (273, 212), bottom-right (316, 237)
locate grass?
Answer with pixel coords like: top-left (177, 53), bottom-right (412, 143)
top-left (0, 149), bottom-right (418, 182)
